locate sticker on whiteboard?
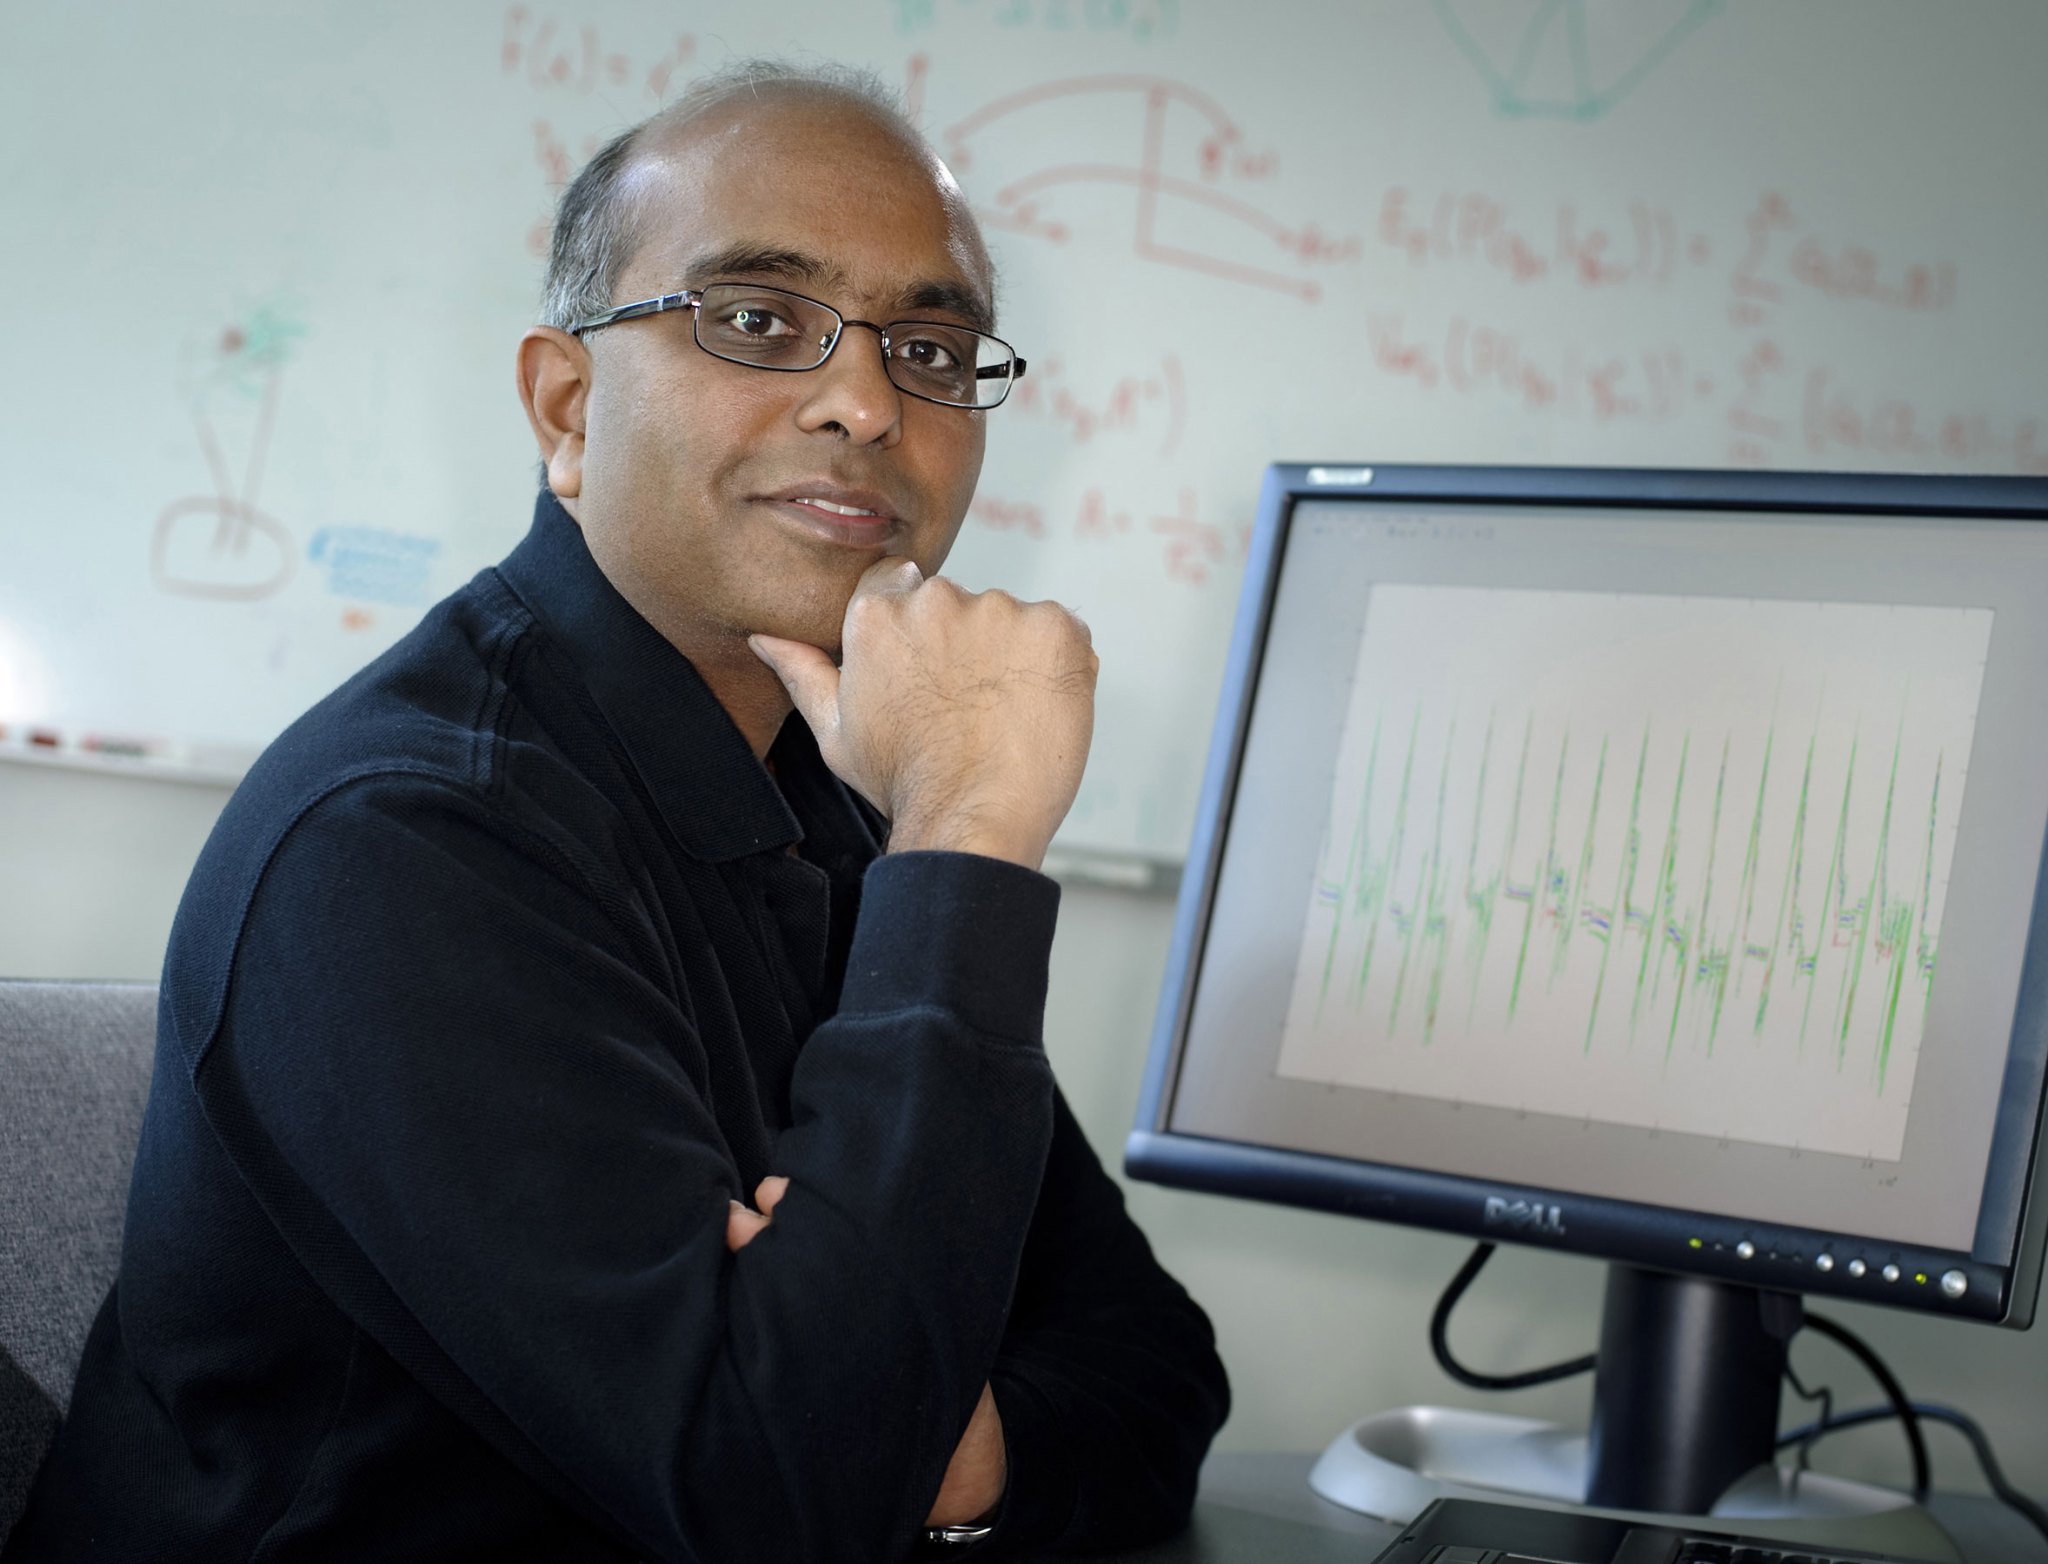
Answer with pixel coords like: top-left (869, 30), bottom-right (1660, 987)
top-left (308, 527), bottom-right (442, 607)
top-left (1307, 467), bottom-right (1374, 486)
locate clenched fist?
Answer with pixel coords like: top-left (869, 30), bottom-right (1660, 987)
top-left (749, 559), bottom-right (1097, 870)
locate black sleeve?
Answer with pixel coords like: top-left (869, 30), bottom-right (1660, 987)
top-left (983, 1090), bottom-right (1231, 1555)
top-left (200, 774), bottom-right (1060, 1563)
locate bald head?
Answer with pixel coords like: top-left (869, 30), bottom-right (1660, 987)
top-left (539, 63), bottom-right (993, 335)
top-left (645, 65), bottom-right (915, 149)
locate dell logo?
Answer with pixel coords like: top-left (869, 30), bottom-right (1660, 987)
top-left (1483, 1195), bottom-right (1567, 1238)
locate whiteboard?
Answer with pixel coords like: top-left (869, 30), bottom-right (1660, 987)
top-left (4, 1), bottom-right (2045, 862)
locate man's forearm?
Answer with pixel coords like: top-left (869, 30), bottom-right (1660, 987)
top-left (981, 1093), bottom-right (1231, 1553)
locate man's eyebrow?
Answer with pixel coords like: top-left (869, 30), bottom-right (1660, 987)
top-left (683, 244), bottom-right (842, 292)
top-left (897, 279), bottom-right (996, 335)
top-left (683, 244), bottom-right (996, 334)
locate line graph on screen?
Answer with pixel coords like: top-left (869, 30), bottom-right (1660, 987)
top-left (1277, 584), bottom-right (1993, 1161)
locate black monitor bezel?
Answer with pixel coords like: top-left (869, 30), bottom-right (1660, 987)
top-left (1126, 464), bottom-right (2048, 1327)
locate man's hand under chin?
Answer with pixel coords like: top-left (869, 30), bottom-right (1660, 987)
top-left (747, 558), bottom-right (1098, 872)
top-left (724, 1176), bottom-right (1009, 1527)
top-left (745, 561), bottom-right (1075, 1514)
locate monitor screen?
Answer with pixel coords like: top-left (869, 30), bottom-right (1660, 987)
top-left (1129, 466), bottom-right (2048, 1330)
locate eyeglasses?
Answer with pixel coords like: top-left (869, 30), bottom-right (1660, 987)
top-left (571, 282), bottom-right (1028, 410)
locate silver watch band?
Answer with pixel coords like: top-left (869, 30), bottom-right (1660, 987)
top-left (922, 1522), bottom-right (996, 1545)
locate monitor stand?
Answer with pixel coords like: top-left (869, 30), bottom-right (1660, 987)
top-left (1307, 1265), bottom-right (1959, 1561)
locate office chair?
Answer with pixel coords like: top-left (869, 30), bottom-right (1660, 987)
top-left (0, 980), bottom-right (155, 1542)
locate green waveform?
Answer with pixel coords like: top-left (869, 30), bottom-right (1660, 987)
top-left (1311, 704), bottom-right (1944, 1094)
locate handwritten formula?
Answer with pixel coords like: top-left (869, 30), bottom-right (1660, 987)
top-left (485, 21), bottom-right (2047, 617)
top-left (1008, 354), bottom-right (1187, 454)
top-left (501, 7), bottom-right (697, 254)
top-left (1356, 183), bottom-right (2040, 474)
top-left (977, 484), bottom-right (1245, 587)
top-left (499, 8), bottom-right (695, 100)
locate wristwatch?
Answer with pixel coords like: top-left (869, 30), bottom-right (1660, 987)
top-left (922, 1522), bottom-right (995, 1548)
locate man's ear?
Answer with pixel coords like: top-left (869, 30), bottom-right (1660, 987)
top-left (517, 326), bottom-right (591, 502)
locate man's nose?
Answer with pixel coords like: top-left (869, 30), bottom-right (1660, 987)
top-left (792, 320), bottom-right (903, 446)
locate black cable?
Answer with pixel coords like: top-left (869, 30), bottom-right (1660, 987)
top-left (1800, 1313), bottom-right (1930, 1497)
top-left (1777, 1400), bottom-right (2048, 1548)
top-left (1429, 1242), bottom-right (1599, 1392)
top-left (1780, 1361), bottom-right (1833, 1481)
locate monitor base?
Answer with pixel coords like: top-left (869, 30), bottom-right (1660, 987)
top-left (1309, 1406), bottom-right (1960, 1561)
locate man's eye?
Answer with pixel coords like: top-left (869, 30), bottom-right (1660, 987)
top-left (723, 305), bottom-right (797, 337)
top-left (893, 333), bottom-right (967, 371)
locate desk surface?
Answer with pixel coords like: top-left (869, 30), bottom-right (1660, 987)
top-left (1056, 1452), bottom-right (2048, 1564)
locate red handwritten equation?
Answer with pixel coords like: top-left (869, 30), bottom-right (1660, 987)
top-left (975, 485), bottom-right (1246, 587)
top-left (499, 7), bottom-right (695, 100)
top-left (940, 73), bottom-right (1360, 301)
top-left (1378, 184), bottom-right (1963, 312)
top-left (1008, 354), bottom-right (1187, 454)
top-left (1729, 192), bottom-right (1956, 326)
top-left (1727, 336), bottom-right (2048, 473)
top-left (1368, 314), bottom-right (1703, 422)
top-left (500, 7), bottom-right (697, 255)
top-left (1718, 192), bottom-right (2035, 469)
top-left (1378, 187), bottom-right (1714, 290)
top-left (1358, 183), bottom-right (2040, 472)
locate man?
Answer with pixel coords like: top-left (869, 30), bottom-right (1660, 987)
top-left (10, 60), bottom-right (1227, 1562)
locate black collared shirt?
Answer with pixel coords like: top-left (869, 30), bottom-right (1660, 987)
top-left (11, 494), bottom-right (1227, 1562)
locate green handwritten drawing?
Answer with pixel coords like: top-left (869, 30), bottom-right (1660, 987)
top-left (1433, 0), bottom-right (1723, 122)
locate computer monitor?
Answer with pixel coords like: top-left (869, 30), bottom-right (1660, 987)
top-left (1127, 465), bottom-right (2048, 1517)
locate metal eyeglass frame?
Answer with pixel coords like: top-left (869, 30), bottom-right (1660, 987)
top-left (569, 284), bottom-right (1028, 410)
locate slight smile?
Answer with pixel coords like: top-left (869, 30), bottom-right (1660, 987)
top-left (760, 487), bottom-right (901, 548)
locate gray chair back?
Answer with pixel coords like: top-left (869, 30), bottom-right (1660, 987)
top-left (0, 980), bottom-right (155, 1542)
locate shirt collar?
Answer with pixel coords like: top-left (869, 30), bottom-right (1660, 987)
top-left (496, 490), bottom-right (802, 863)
